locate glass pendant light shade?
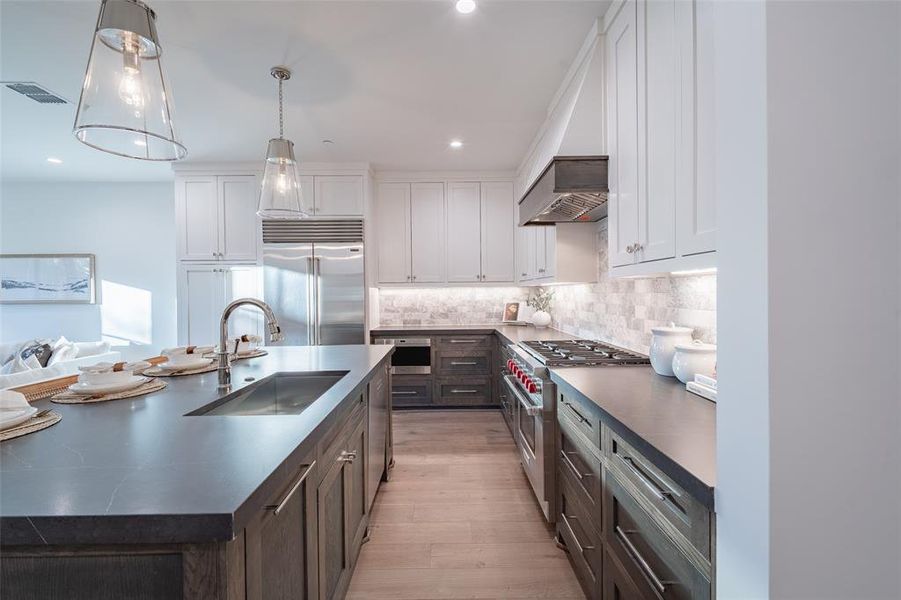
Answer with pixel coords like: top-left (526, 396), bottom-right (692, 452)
top-left (258, 138), bottom-right (304, 219)
top-left (257, 66), bottom-right (307, 219)
top-left (73, 0), bottom-right (186, 161)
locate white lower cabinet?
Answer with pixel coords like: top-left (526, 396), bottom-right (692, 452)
top-left (178, 264), bottom-right (263, 346)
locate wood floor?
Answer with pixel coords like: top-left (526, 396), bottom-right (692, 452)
top-left (347, 410), bottom-right (585, 600)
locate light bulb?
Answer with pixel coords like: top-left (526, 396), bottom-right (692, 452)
top-left (276, 164), bottom-right (289, 195)
top-left (117, 34), bottom-right (145, 114)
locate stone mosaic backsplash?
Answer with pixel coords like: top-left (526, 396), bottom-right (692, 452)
top-left (377, 225), bottom-right (716, 354)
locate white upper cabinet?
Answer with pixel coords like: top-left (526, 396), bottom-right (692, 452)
top-left (605, 0), bottom-right (717, 276)
top-left (410, 183), bottom-right (445, 283)
top-left (376, 183), bottom-right (412, 284)
top-left (479, 182), bottom-right (515, 283)
top-left (313, 175), bottom-right (363, 216)
top-left (177, 174), bottom-right (259, 262)
top-left (299, 175), bottom-right (315, 216)
top-left (446, 182), bottom-right (483, 283)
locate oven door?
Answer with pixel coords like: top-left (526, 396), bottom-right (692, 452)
top-left (504, 375), bottom-right (546, 515)
top-left (374, 338), bottom-right (431, 374)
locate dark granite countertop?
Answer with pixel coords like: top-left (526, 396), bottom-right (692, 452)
top-left (551, 366), bottom-right (716, 508)
top-left (0, 345), bottom-right (392, 546)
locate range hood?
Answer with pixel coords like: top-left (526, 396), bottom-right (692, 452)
top-left (518, 155), bottom-right (609, 225)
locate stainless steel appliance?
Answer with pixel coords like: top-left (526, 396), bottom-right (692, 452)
top-left (504, 339), bottom-right (650, 523)
top-left (518, 155), bottom-right (609, 225)
top-left (262, 220), bottom-right (365, 346)
top-left (371, 337), bottom-right (431, 374)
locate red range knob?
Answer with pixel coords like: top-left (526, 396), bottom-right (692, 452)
top-left (519, 372), bottom-right (529, 384)
top-left (527, 381), bottom-right (538, 394)
top-left (506, 359), bottom-right (513, 371)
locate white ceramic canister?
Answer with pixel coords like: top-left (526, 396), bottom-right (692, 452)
top-left (649, 323), bottom-right (693, 377)
top-left (672, 341), bottom-right (717, 384)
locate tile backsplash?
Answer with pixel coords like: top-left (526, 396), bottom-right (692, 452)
top-left (376, 225), bottom-right (716, 354)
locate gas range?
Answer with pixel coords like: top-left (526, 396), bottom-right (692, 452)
top-left (520, 339), bottom-right (650, 367)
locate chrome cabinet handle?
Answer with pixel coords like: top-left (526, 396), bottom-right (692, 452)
top-left (560, 450), bottom-right (588, 481)
top-left (618, 455), bottom-right (672, 502)
top-left (265, 461), bottom-right (316, 515)
top-left (450, 361), bottom-right (478, 366)
top-left (615, 525), bottom-right (668, 594)
top-left (450, 389), bottom-right (478, 394)
top-left (338, 450), bottom-right (358, 463)
top-left (562, 513), bottom-right (595, 556)
top-left (412, 275), bottom-right (417, 281)
top-left (391, 390), bottom-right (418, 395)
top-left (406, 275), bottom-right (411, 281)
top-left (563, 401), bottom-right (591, 427)
top-left (521, 272), bottom-right (528, 277)
top-left (626, 244), bottom-right (635, 254)
top-left (449, 339), bottom-right (478, 344)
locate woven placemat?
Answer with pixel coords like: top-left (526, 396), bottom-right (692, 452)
top-left (52, 379), bottom-right (168, 404)
top-left (0, 411), bottom-right (62, 442)
top-left (144, 363), bottom-right (217, 377)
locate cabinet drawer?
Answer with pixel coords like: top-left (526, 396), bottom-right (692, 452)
top-left (605, 472), bottom-right (710, 600)
top-left (390, 375), bottom-right (433, 407)
top-left (434, 349), bottom-right (491, 375)
top-left (558, 472), bottom-right (603, 599)
top-left (558, 416), bottom-right (603, 523)
top-left (434, 334), bottom-right (492, 349)
top-left (558, 392), bottom-right (600, 449)
top-left (434, 377), bottom-right (492, 405)
top-left (607, 430), bottom-right (711, 559)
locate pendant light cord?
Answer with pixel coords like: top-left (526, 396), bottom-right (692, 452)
top-left (278, 77), bottom-right (285, 139)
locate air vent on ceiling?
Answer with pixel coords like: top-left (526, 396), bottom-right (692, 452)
top-left (3, 82), bottom-right (68, 104)
top-left (263, 219), bottom-right (364, 244)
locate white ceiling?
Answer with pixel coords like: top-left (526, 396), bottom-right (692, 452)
top-left (0, 0), bottom-right (607, 182)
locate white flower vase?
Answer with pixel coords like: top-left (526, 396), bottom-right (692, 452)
top-left (530, 310), bottom-right (551, 328)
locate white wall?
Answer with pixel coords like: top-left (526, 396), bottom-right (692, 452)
top-left (0, 182), bottom-right (177, 360)
top-left (716, 1), bottom-right (901, 597)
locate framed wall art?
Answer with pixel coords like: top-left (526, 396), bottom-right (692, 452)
top-left (0, 254), bottom-right (96, 304)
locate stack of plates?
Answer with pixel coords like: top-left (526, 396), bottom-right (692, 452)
top-left (68, 376), bottom-right (149, 396)
top-left (0, 405), bottom-right (38, 431)
top-left (157, 357), bottom-right (213, 372)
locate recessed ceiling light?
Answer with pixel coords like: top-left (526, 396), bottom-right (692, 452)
top-left (449, 139), bottom-right (463, 149)
top-left (455, 0), bottom-right (476, 14)
top-left (322, 139), bottom-right (335, 145)
top-left (46, 157), bottom-right (62, 164)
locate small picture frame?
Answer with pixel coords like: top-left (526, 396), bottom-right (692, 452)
top-left (502, 301), bottom-right (521, 323)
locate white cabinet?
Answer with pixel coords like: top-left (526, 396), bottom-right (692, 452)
top-left (313, 175), bottom-right (363, 216)
top-left (479, 182), bottom-right (516, 283)
top-left (516, 224), bottom-right (596, 286)
top-left (176, 174), bottom-right (260, 263)
top-left (605, 0), bottom-right (716, 276)
top-left (446, 181), bottom-right (515, 284)
top-left (375, 182), bottom-right (445, 285)
top-left (410, 183), bottom-right (445, 283)
top-left (178, 264), bottom-right (263, 345)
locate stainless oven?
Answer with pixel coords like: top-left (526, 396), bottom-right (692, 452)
top-left (373, 337), bottom-right (431, 375)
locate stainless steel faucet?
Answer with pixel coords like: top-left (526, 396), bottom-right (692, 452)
top-left (218, 297), bottom-right (284, 389)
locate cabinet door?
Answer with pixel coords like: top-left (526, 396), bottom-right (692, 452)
top-left (606, 0), bottom-right (641, 267)
top-left (445, 182), bottom-right (483, 283)
top-left (479, 182), bottom-right (515, 283)
top-left (180, 265), bottom-right (223, 346)
top-left (544, 226), bottom-right (557, 278)
top-left (218, 175), bottom-right (260, 262)
top-left (317, 455), bottom-right (350, 600)
top-left (639, 0), bottom-right (677, 262)
top-left (299, 175), bottom-right (315, 217)
top-left (516, 226), bottom-right (534, 282)
top-left (367, 366), bottom-right (389, 510)
top-left (245, 459), bottom-right (318, 600)
top-left (223, 265), bottom-right (264, 340)
top-left (345, 415), bottom-right (368, 554)
top-left (410, 182), bottom-right (445, 283)
top-left (177, 176), bottom-right (220, 261)
top-left (376, 183), bottom-right (411, 284)
top-left (314, 176), bottom-right (363, 216)
top-left (534, 227), bottom-right (549, 279)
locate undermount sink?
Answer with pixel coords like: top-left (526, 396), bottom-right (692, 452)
top-left (187, 371), bottom-right (349, 416)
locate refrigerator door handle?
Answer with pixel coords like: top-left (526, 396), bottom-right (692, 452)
top-left (306, 256), bottom-right (316, 345)
top-left (314, 257), bottom-right (322, 346)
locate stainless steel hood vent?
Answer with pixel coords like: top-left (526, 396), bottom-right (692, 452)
top-left (518, 156), bottom-right (608, 225)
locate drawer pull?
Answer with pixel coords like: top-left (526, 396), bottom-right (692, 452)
top-left (615, 525), bottom-right (669, 595)
top-left (265, 461), bottom-right (316, 516)
top-left (618, 455), bottom-right (672, 502)
top-left (563, 401), bottom-right (592, 428)
top-left (560, 450), bottom-right (589, 481)
top-left (450, 361), bottom-right (478, 366)
top-left (391, 391), bottom-right (418, 395)
top-left (338, 450), bottom-right (358, 463)
top-left (449, 339), bottom-right (478, 344)
top-left (450, 389), bottom-right (478, 394)
top-left (562, 513), bottom-right (595, 555)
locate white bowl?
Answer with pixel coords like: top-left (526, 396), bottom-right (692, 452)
top-left (672, 341), bottom-right (717, 384)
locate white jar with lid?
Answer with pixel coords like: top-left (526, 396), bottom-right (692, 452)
top-left (672, 341), bottom-right (717, 383)
top-left (649, 323), bottom-right (693, 377)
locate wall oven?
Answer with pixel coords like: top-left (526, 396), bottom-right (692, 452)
top-left (373, 337), bottom-right (431, 375)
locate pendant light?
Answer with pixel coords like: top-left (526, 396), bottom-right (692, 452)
top-left (257, 66), bottom-right (306, 219)
top-left (73, 0), bottom-right (185, 161)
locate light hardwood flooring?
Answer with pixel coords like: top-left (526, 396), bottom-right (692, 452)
top-left (347, 410), bottom-right (585, 600)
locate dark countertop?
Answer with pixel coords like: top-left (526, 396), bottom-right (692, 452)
top-left (371, 324), bottom-right (716, 508)
top-left (0, 345), bottom-right (392, 546)
top-left (551, 366), bottom-right (716, 508)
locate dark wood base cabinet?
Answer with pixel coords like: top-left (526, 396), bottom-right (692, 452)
top-left (1, 378), bottom-right (390, 600)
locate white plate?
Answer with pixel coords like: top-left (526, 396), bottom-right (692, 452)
top-left (157, 357), bottom-right (213, 372)
top-left (0, 406), bottom-right (39, 431)
top-left (68, 376), bottom-right (149, 395)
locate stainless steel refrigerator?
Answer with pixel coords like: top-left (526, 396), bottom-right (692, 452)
top-left (262, 220), bottom-right (365, 345)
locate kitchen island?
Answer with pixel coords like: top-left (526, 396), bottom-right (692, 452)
top-left (0, 345), bottom-right (393, 600)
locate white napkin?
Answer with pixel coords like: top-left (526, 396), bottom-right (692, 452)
top-left (78, 361), bottom-right (151, 374)
top-left (161, 345), bottom-right (215, 357)
top-left (0, 389), bottom-right (30, 411)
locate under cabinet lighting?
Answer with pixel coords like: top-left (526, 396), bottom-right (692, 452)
top-left (670, 268), bottom-right (717, 276)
